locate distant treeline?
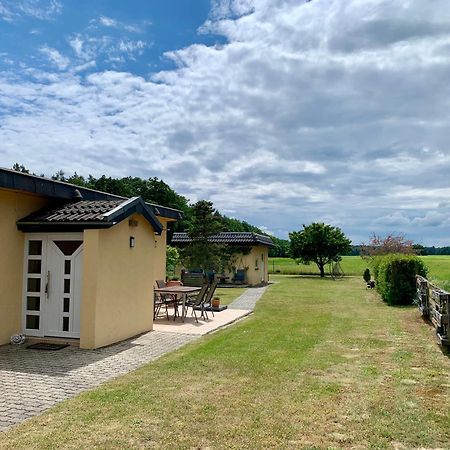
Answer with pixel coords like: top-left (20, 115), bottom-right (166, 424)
top-left (346, 245), bottom-right (450, 257)
top-left (419, 246), bottom-right (450, 256)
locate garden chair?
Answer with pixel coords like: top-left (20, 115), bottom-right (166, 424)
top-left (184, 283), bottom-right (209, 323)
top-left (201, 279), bottom-right (219, 319)
top-left (154, 280), bottom-right (180, 320)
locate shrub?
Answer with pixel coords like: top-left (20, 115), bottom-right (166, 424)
top-left (374, 254), bottom-right (428, 305)
top-left (363, 268), bottom-right (371, 283)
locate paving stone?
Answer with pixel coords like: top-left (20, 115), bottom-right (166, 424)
top-left (0, 331), bottom-right (196, 432)
top-left (0, 286), bottom-right (269, 433)
top-left (228, 284), bottom-right (269, 310)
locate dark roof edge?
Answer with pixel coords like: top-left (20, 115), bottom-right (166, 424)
top-left (0, 168), bottom-right (182, 220)
top-left (103, 196), bottom-right (164, 235)
top-left (17, 222), bottom-right (113, 232)
top-left (171, 232), bottom-right (275, 247)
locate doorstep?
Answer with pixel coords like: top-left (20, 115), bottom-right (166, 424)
top-left (25, 336), bottom-right (80, 348)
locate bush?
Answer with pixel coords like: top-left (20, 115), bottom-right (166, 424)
top-left (374, 254), bottom-right (428, 305)
top-left (363, 268), bottom-right (371, 283)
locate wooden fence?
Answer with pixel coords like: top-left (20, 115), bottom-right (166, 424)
top-left (416, 275), bottom-right (449, 345)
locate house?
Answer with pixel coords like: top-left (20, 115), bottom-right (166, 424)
top-left (0, 168), bottom-right (181, 349)
top-left (171, 232), bottom-right (274, 286)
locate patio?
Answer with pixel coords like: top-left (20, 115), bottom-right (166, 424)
top-left (0, 285), bottom-right (269, 432)
top-left (153, 306), bottom-right (252, 335)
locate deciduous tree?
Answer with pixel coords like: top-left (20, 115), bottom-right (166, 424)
top-left (289, 223), bottom-right (352, 277)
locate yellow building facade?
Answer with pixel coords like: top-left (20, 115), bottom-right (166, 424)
top-left (0, 169), bottom-right (179, 349)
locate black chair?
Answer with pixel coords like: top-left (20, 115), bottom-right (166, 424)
top-left (202, 279), bottom-right (219, 319)
top-left (184, 284), bottom-right (209, 323)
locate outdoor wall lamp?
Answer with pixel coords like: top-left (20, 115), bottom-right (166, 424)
top-left (129, 236), bottom-right (135, 248)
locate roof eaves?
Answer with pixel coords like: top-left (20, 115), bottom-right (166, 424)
top-left (103, 196), bottom-right (164, 235)
top-left (0, 168), bottom-right (182, 222)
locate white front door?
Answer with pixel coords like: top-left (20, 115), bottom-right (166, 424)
top-left (22, 233), bottom-right (83, 338)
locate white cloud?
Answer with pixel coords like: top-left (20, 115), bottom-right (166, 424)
top-left (0, 0), bottom-right (62, 21)
top-left (39, 45), bottom-right (70, 70)
top-left (96, 15), bottom-right (143, 33)
top-left (2, 0), bottom-right (450, 244)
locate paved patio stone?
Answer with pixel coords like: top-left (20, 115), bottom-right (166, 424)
top-left (0, 331), bottom-right (196, 432)
top-left (0, 284), bottom-right (269, 433)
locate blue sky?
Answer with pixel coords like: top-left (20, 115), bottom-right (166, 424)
top-left (0, 0), bottom-right (224, 76)
top-left (1, 0), bottom-right (450, 246)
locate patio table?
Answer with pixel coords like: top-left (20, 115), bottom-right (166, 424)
top-left (154, 285), bottom-right (201, 321)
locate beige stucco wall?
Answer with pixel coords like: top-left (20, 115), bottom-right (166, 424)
top-left (222, 245), bottom-right (270, 286)
top-left (80, 213), bottom-right (158, 349)
top-left (0, 189), bottom-right (49, 345)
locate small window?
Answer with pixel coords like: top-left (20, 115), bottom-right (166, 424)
top-left (27, 296), bottom-right (40, 311)
top-left (54, 241), bottom-right (82, 256)
top-left (64, 260), bottom-right (71, 275)
top-left (63, 298), bottom-right (70, 313)
top-left (62, 317), bottom-right (69, 332)
top-left (27, 278), bottom-right (41, 293)
top-left (64, 279), bottom-right (70, 294)
top-left (28, 241), bottom-right (42, 256)
top-left (26, 315), bottom-right (40, 330)
top-left (27, 259), bottom-right (42, 274)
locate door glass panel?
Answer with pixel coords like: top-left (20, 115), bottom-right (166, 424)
top-left (27, 259), bottom-right (42, 274)
top-left (27, 296), bottom-right (40, 311)
top-left (64, 279), bottom-right (70, 294)
top-left (62, 317), bottom-right (69, 332)
top-left (27, 278), bottom-right (41, 292)
top-left (54, 241), bottom-right (83, 256)
top-left (26, 315), bottom-right (40, 329)
top-left (63, 298), bottom-right (70, 313)
top-left (64, 260), bottom-right (71, 275)
top-left (28, 240), bottom-right (42, 256)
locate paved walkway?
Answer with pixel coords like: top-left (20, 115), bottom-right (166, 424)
top-left (228, 284), bottom-right (269, 310)
top-left (0, 284), bottom-right (269, 432)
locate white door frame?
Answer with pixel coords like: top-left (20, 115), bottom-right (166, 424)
top-left (22, 233), bottom-right (83, 338)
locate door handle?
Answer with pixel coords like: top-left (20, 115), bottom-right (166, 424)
top-left (45, 271), bottom-right (50, 298)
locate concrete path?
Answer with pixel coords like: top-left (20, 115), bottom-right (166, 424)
top-left (0, 284), bottom-right (269, 432)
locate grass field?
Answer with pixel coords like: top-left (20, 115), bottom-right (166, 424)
top-left (269, 256), bottom-right (450, 288)
top-left (1, 276), bottom-right (449, 449)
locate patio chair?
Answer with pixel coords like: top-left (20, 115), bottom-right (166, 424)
top-left (184, 283), bottom-right (209, 323)
top-left (153, 291), bottom-right (167, 319)
top-left (154, 280), bottom-right (180, 320)
top-left (200, 279), bottom-right (219, 319)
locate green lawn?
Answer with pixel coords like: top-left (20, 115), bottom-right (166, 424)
top-left (1, 276), bottom-right (449, 449)
top-left (269, 256), bottom-right (368, 276)
top-left (214, 287), bottom-right (247, 306)
top-left (270, 256), bottom-right (450, 288)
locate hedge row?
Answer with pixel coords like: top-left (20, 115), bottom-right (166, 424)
top-left (372, 254), bottom-right (428, 305)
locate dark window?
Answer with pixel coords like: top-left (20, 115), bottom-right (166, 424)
top-left (54, 241), bottom-right (82, 256)
top-left (63, 298), bottom-right (70, 313)
top-left (26, 315), bottom-right (40, 330)
top-left (64, 279), bottom-right (70, 294)
top-left (62, 317), bottom-right (69, 332)
top-left (64, 260), bottom-right (71, 275)
top-left (27, 296), bottom-right (40, 311)
top-left (28, 240), bottom-right (42, 256)
top-left (27, 278), bottom-right (41, 293)
top-left (27, 259), bottom-right (42, 274)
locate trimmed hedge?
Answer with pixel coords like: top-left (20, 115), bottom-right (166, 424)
top-left (373, 254), bottom-right (428, 305)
